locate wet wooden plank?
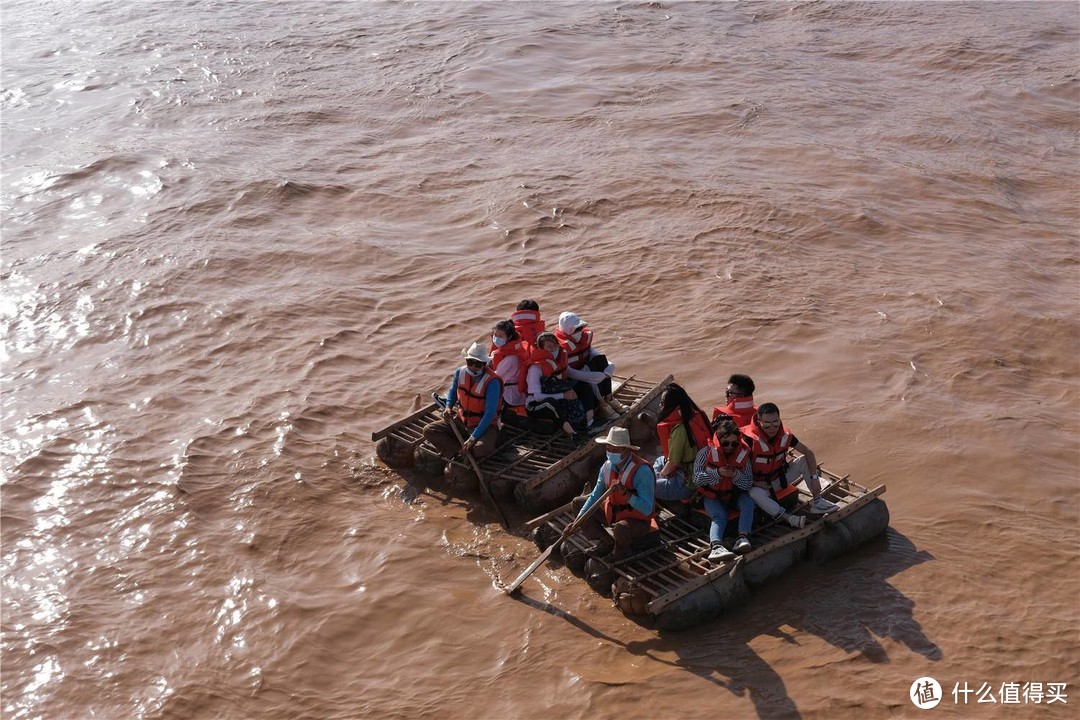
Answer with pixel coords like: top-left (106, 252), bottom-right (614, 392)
top-left (371, 403), bottom-right (441, 441)
top-left (630, 549), bottom-right (712, 583)
top-left (521, 375), bottom-right (673, 492)
top-left (646, 557), bottom-right (744, 615)
top-left (394, 426), bottom-right (425, 443)
top-left (823, 484), bottom-right (885, 525)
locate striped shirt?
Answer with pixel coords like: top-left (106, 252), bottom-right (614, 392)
top-left (692, 447), bottom-right (753, 491)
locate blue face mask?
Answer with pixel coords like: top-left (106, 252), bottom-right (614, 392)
top-left (606, 451), bottom-right (624, 467)
top-left (492, 336), bottom-right (507, 347)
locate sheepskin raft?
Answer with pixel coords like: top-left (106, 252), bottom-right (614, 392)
top-left (372, 375), bottom-right (672, 515)
top-left (527, 467), bottom-right (889, 630)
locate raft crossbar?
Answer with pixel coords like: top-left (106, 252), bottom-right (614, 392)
top-left (520, 375), bottom-right (673, 492)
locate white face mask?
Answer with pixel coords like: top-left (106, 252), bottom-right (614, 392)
top-left (492, 335), bottom-right (507, 347)
top-left (572, 330), bottom-right (583, 341)
top-left (466, 366), bottom-right (484, 378)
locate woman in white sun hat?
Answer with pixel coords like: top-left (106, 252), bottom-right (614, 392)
top-left (553, 311), bottom-right (628, 430)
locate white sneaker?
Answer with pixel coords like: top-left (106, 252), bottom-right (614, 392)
top-left (785, 513), bottom-right (806, 529)
top-left (733, 536), bottom-right (752, 554)
top-left (708, 543), bottom-right (735, 562)
top-left (810, 497), bottom-right (839, 514)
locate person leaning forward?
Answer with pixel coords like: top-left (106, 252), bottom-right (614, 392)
top-left (570, 427), bottom-right (657, 561)
top-left (422, 342), bottom-right (502, 461)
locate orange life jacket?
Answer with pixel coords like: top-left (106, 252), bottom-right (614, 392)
top-left (602, 453), bottom-right (654, 524)
top-left (656, 409), bottom-right (713, 458)
top-left (744, 416), bottom-right (796, 489)
top-left (553, 327), bottom-right (593, 370)
top-left (510, 309), bottom-right (545, 346)
top-left (698, 434), bottom-right (751, 501)
top-left (455, 367), bottom-right (503, 429)
top-left (712, 395), bottom-right (757, 429)
top-left (527, 343), bottom-right (568, 379)
top-left (490, 338), bottom-right (530, 409)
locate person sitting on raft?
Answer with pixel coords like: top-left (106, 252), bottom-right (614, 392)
top-left (554, 311), bottom-right (628, 427)
top-left (524, 331), bottom-right (588, 446)
top-left (745, 402), bottom-right (839, 516)
top-left (652, 383), bottom-right (713, 502)
top-left (692, 416), bottom-right (784, 562)
top-left (422, 342), bottom-right (502, 461)
top-left (510, 299), bottom-right (545, 346)
top-left (571, 426), bottom-right (657, 561)
top-left (713, 373), bottom-right (757, 428)
top-left (489, 319), bottom-right (529, 428)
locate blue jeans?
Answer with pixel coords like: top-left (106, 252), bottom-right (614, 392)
top-left (652, 456), bottom-right (695, 501)
top-left (703, 492), bottom-right (755, 544)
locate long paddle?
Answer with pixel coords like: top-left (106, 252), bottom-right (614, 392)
top-left (446, 412), bottom-right (511, 530)
top-left (504, 481), bottom-right (619, 595)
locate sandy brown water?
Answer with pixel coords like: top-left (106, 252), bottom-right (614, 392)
top-left (2, 2), bottom-right (1078, 719)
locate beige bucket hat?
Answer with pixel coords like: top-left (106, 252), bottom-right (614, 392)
top-left (594, 426), bottom-right (639, 450)
top-left (462, 341), bottom-right (491, 363)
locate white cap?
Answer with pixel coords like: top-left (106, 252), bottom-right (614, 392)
top-left (557, 311), bottom-right (587, 335)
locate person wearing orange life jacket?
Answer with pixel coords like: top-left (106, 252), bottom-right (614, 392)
top-left (421, 342), bottom-right (502, 461)
top-left (524, 332), bottom-right (588, 446)
top-left (554, 311), bottom-right (628, 428)
top-left (711, 373), bottom-right (758, 429)
top-left (510, 299), bottom-right (545, 346)
top-left (691, 416), bottom-right (761, 561)
top-left (489, 319), bottom-right (530, 428)
top-left (744, 402), bottom-right (839, 516)
top-left (570, 426), bottom-right (657, 561)
top-left (652, 383), bottom-right (713, 502)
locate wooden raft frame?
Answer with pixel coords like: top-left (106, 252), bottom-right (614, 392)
top-left (371, 374), bottom-right (673, 496)
top-left (531, 468), bottom-right (887, 616)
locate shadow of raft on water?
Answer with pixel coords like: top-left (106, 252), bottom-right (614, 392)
top-left (521, 526), bottom-right (938, 720)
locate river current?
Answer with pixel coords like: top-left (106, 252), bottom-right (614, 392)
top-left (2, 2), bottom-right (1078, 719)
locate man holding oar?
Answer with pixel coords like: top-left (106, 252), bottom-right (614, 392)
top-left (422, 342), bottom-right (502, 461)
top-left (571, 427), bottom-right (657, 562)
top-left (504, 426), bottom-right (655, 595)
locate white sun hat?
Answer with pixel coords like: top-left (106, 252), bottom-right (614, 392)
top-left (594, 426), bottom-right (639, 450)
top-left (461, 341), bottom-right (491, 363)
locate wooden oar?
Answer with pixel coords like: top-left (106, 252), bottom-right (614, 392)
top-left (504, 481), bottom-right (619, 595)
top-left (447, 414), bottom-right (511, 530)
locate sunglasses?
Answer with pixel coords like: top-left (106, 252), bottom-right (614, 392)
top-left (465, 359), bottom-right (484, 368)
top-left (724, 389), bottom-right (739, 397)
top-left (720, 438), bottom-right (739, 449)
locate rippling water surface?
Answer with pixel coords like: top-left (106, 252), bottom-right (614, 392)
top-left (2, 2), bottom-right (1078, 718)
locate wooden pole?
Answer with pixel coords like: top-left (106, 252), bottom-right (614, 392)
top-left (447, 414), bottom-right (511, 530)
top-left (504, 481), bottom-right (619, 595)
